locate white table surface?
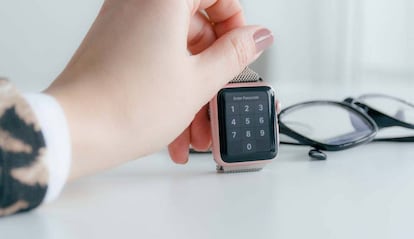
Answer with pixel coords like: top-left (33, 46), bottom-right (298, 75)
top-left (2, 82), bottom-right (414, 239)
top-left (1, 143), bottom-right (414, 239)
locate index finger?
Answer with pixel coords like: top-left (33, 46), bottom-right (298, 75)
top-left (189, 0), bottom-right (245, 35)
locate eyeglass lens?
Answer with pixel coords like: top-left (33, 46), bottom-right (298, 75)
top-left (357, 95), bottom-right (414, 125)
top-left (280, 103), bottom-right (375, 146)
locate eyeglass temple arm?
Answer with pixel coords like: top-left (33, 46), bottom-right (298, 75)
top-left (373, 136), bottom-right (414, 143)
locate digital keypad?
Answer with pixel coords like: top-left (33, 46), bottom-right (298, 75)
top-left (224, 91), bottom-right (272, 155)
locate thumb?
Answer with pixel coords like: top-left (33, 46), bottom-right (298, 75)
top-left (195, 26), bottom-right (274, 90)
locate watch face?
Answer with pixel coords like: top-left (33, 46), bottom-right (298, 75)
top-left (218, 86), bottom-right (277, 163)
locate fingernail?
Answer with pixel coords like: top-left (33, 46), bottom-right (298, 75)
top-left (254, 28), bottom-right (274, 53)
top-left (175, 158), bottom-right (188, 165)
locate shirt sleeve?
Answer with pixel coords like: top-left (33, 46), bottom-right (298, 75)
top-left (23, 93), bottom-right (71, 203)
top-left (0, 79), bottom-right (71, 217)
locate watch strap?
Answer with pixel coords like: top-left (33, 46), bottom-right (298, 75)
top-left (229, 67), bottom-right (261, 83)
top-left (216, 165), bottom-right (265, 173)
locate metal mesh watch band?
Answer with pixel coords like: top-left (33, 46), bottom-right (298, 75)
top-left (217, 67), bottom-right (266, 173)
top-left (216, 164), bottom-right (266, 173)
top-left (229, 67), bottom-right (262, 83)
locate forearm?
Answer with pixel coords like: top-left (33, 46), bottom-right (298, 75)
top-left (44, 69), bottom-right (195, 180)
top-left (44, 77), bottom-right (132, 181)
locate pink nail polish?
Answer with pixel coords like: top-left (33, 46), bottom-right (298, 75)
top-left (254, 28), bottom-right (274, 53)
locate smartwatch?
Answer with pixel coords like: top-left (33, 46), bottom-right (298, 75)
top-left (209, 68), bottom-right (279, 173)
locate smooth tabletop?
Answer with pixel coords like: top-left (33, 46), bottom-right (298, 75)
top-left (1, 142), bottom-right (414, 239)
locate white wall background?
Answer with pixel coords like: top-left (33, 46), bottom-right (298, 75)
top-left (0, 0), bottom-right (413, 99)
top-left (0, 0), bottom-right (103, 91)
top-left (243, 0), bottom-right (414, 94)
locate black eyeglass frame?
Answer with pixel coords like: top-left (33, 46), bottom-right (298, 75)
top-left (278, 100), bottom-right (379, 152)
top-left (344, 94), bottom-right (414, 142)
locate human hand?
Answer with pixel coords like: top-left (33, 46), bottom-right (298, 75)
top-left (46, 0), bottom-right (274, 179)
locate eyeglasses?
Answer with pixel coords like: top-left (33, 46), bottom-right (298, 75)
top-left (278, 94), bottom-right (414, 160)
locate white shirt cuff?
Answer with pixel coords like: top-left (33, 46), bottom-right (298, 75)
top-left (23, 93), bottom-right (72, 203)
